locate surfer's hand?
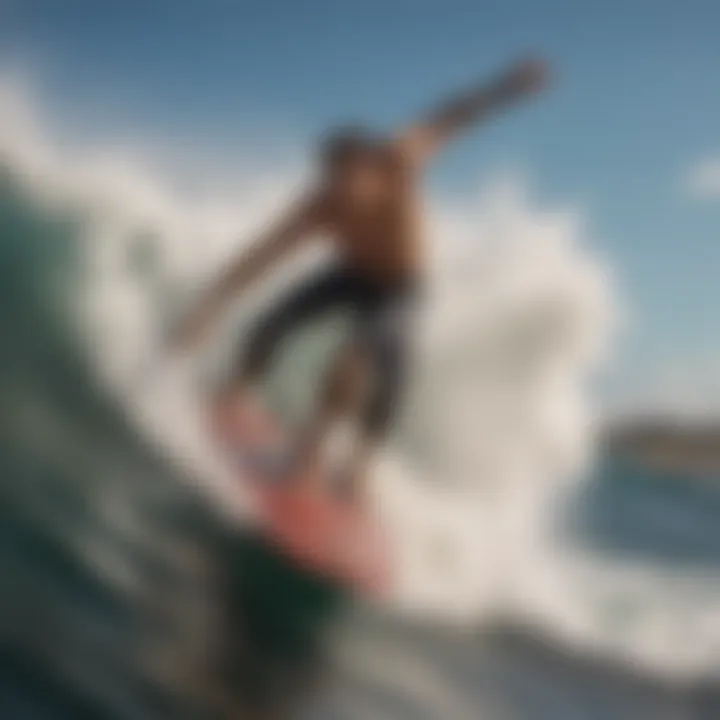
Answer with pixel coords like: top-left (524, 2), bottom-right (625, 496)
top-left (497, 57), bottom-right (549, 99)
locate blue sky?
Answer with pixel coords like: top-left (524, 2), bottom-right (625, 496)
top-left (2, 0), bottom-right (720, 408)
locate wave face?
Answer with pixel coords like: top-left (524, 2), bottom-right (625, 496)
top-left (2, 76), bottom-right (720, 718)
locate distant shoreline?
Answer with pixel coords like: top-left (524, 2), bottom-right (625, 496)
top-left (604, 418), bottom-right (720, 475)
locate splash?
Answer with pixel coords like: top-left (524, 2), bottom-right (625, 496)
top-left (4, 73), bottom-right (720, 685)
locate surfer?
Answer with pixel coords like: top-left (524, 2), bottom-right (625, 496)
top-left (174, 56), bottom-right (548, 503)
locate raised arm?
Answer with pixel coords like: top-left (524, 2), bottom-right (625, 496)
top-left (172, 194), bottom-right (323, 351)
top-left (394, 57), bottom-right (549, 165)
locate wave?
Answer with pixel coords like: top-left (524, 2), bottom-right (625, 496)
top-left (2, 73), bottom-right (720, 690)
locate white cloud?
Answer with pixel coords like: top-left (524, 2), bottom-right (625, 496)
top-left (684, 157), bottom-right (720, 200)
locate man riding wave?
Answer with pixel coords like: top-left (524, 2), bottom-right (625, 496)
top-left (174, 57), bottom-right (549, 505)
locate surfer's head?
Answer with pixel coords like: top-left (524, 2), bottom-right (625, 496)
top-left (319, 126), bottom-right (399, 204)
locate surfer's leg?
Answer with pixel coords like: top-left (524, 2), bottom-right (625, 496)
top-left (334, 346), bottom-right (406, 503)
top-left (291, 285), bottom-right (417, 500)
top-left (293, 332), bottom-right (405, 503)
top-left (338, 429), bottom-right (376, 506)
top-left (291, 342), bottom-right (372, 494)
top-left (220, 266), bottom-right (355, 407)
top-left (210, 266), bottom-right (356, 443)
top-left (290, 335), bottom-right (403, 504)
top-left (362, 330), bottom-right (408, 442)
top-left (236, 266), bottom-right (354, 384)
top-left (342, 296), bottom-right (415, 502)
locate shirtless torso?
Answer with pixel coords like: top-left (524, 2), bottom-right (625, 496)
top-left (320, 149), bottom-right (423, 283)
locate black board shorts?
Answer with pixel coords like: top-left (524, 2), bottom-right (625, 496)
top-left (237, 264), bottom-right (420, 439)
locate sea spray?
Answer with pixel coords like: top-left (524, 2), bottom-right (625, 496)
top-left (4, 74), bottom-right (720, 687)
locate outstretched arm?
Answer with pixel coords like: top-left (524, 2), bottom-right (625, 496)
top-left (172, 194), bottom-right (323, 351)
top-left (394, 57), bottom-right (549, 164)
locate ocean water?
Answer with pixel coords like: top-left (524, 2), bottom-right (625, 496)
top-left (1, 80), bottom-right (720, 719)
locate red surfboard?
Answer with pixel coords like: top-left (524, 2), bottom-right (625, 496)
top-left (207, 396), bottom-right (392, 596)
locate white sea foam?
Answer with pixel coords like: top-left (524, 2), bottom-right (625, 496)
top-left (3, 72), bottom-right (720, 683)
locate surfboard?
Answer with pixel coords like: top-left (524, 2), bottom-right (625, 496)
top-left (207, 395), bottom-right (391, 596)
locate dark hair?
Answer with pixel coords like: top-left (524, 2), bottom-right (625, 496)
top-left (318, 126), bottom-right (384, 167)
